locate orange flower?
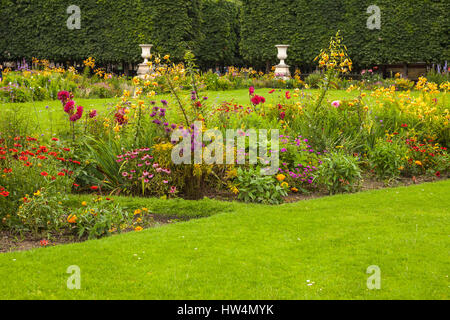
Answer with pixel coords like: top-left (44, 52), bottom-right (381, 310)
top-left (276, 174), bottom-right (286, 182)
top-left (134, 226), bottom-right (143, 232)
top-left (291, 187), bottom-right (299, 193)
top-left (67, 214), bottom-right (77, 223)
top-left (415, 160), bottom-right (422, 166)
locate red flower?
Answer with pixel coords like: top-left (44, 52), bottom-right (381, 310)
top-left (57, 172), bottom-right (65, 176)
top-left (436, 171), bottom-right (441, 177)
top-left (285, 91), bottom-right (291, 99)
top-left (90, 186), bottom-right (99, 191)
top-left (251, 95), bottom-right (265, 106)
top-left (73, 183), bottom-right (80, 187)
top-left (52, 138), bottom-right (59, 141)
top-left (40, 240), bottom-right (49, 247)
top-left (269, 89), bottom-right (275, 94)
top-left (401, 124), bottom-right (408, 128)
top-left (40, 171), bottom-right (49, 177)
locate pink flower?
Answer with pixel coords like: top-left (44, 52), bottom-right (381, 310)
top-left (163, 180), bottom-right (169, 184)
top-left (69, 106), bottom-right (83, 122)
top-left (170, 186), bottom-right (177, 193)
top-left (249, 86), bottom-right (255, 95)
top-left (64, 100), bottom-right (75, 114)
top-left (251, 95), bottom-right (265, 106)
top-left (331, 101), bottom-right (340, 108)
top-left (58, 91), bottom-right (71, 104)
top-left (285, 91), bottom-right (291, 99)
top-left (89, 109), bottom-right (97, 118)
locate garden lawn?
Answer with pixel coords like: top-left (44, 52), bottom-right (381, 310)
top-left (0, 180), bottom-right (449, 299)
top-left (4, 88), bottom-right (444, 138)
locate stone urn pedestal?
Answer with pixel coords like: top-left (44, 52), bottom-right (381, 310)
top-left (274, 45), bottom-right (291, 80)
top-left (137, 44), bottom-right (153, 79)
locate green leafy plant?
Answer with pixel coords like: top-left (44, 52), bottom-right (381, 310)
top-left (236, 167), bottom-right (287, 204)
top-left (369, 138), bottom-right (407, 180)
top-left (15, 188), bottom-right (67, 236)
top-left (69, 197), bottom-right (133, 239)
top-left (316, 151), bottom-right (361, 195)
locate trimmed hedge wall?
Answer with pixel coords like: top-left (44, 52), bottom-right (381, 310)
top-left (240, 0), bottom-right (450, 69)
top-left (0, 0), bottom-right (206, 63)
top-left (1, 0), bottom-right (448, 69)
top-left (197, 0), bottom-right (241, 68)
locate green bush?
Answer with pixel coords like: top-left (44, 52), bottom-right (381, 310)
top-left (236, 167), bottom-right (288, 204)
top-left (305, 72), bottom-right (323, 88)
top-left (316, 151), bottom-right (362, 194)
top-left (71, 197), bottom-right (133, 239)
top-left (369, 138), bottom-right (407, 180)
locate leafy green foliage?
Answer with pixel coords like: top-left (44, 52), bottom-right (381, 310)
top-left (316, 151), bottom-right (362, 194)
top-left (240, 0), bottom-right (449, 68)
top-left (71, 197), bottom-right (133, 239)
top-left (369, 138), bottom-right (407, 180)
top-left (236, 167), bottom-right (287, 204)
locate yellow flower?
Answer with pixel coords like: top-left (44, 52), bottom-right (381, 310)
top-left (81, 201), bottom-right (87, 206)
top-left (135, 226), bottom-right (143, 232)
top-left (134, 209), bottom-right (142, 215)
top-left (276, 174), bottom-right (286, 182)
top-left (291, 187), bottom-right (299, 193)
top-left (33, 190), bottom-right (41, 197)
top-left (281, 182), bottom-right (289, 188)
top-left (415, 160), bottom-right (422, 166)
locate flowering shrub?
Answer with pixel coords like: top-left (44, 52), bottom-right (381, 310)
top-left (0, 136), bottom-right (77, 226)
top-left (15, 188), bottom-right (67, 235)
top-left (117, 147), bottom-right (178, 197)
top-left (235, 167), bottom-right (288, 204)
top-left (69, 197), bottom-right (133, 239)
top-left (277, 135), bottom-right (322, 193)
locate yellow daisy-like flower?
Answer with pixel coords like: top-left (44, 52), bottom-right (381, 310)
top-left (276, 174), bottom-right (286, 182)
top-left (281, 182), bottom-right (289, 188)
top-left (81, 201), bottom-right (87, 206)
top-left (135, 226), bottom-right (143, 232)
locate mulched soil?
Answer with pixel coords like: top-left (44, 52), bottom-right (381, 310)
top-left (0, 214), bottom-right (179, 253)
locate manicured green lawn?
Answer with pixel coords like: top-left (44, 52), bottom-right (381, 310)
top-left (1, 180), bottom-right (448, 299)
top-left (3, 88), bottom-right (442, 137)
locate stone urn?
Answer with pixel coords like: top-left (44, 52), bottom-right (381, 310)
top-left (137, 44), bottom-right (153, 78)
top-left (274, 45), bottom-right (291, 79)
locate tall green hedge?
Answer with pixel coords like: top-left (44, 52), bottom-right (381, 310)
top-left (0, 0), bottom-right (203, 63)
top-left (1, 0), bottom-right (448, 69)
top-left (240, 0), bottom-right (450, 69)
top-left (197, 0), bottom-right (241, 68)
